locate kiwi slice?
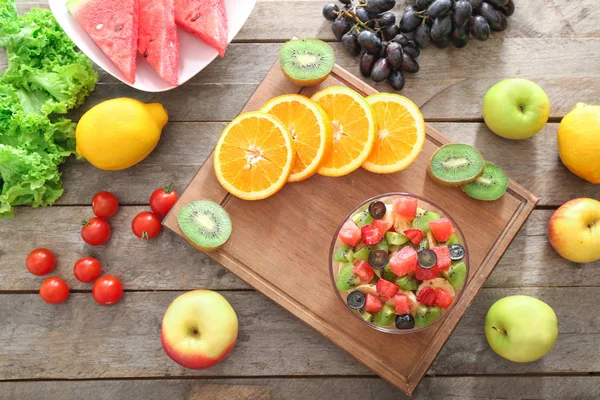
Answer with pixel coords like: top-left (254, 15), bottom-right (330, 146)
top-left (411, 209), bottom-right (440, 233)
top-left (441, 261), bottom-right (467, 291)
top-left (396, 274), bottom-right (418, 291)
top-left (461, 162), bottom-right (509, 201)
top-left (336, 264), bottom-right (361, 291)
top-left (333, 244), bottom-right (353, 263)
top-left (279, 39), bottom-right (335, 87)
top-left (427, 144), bottom-right (485, 186)
top-left (385, 231), bottom-right (409, 246)
top-left (375, 237), bottom-right (389, 252)
top-left (353, 245), bottom-right (372, 261)
top-left (414, 305), bottom-right (443, 328)
top-left (373, 304), bottom-right (396, 327)
top-left (352, 209), bottom-right (374, 228)
top-left (177, 200), bottom-right (232, 251)
top-left (382, 264), bottom-right (397, 281)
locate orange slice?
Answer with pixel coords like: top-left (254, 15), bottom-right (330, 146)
top-left (214, 112), bottom-right (294, 200)
top-left (260, 94), bottom-right (332, 182)
top-left (310, 86), bottom-right (376, 177)
top-left (363, 93), bottom-right (426, 174)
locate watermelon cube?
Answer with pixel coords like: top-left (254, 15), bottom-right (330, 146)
top-left (415, 265), bottom-right (439, 281)
top-left (139, 0), bottom-right (179, 86)
top-left (416, 286), bottom-right (436, 306)
top-left (435, 289), bottom-right (453, 309)
top-left (364, 293), bottom-right (383, 314)
top-left (67, 0), bottom-right (139, 83)
top-left (353, 261), bottom-right (374, 283)
top-left (394, 293), bottom-right (412, 315)
top-left (376, 278), bottom-right (399, 300)
top-left (174, 0), bottom-right (229, 57)
top-left (393, 196), bottom-right (418, 219)
top-left (338, 220), bottom-right (361, 246)
top-left (403, 228), bottom-right (423, 246)
top-left (389, 246), bottom-right (417, 277)
top-left (432, 246), bottom-right (451, 272)
top-left (429, 218), bottom-right (455, 242)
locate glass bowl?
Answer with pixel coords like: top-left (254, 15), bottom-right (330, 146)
top-left (329, 192), bottom-right (469, 334)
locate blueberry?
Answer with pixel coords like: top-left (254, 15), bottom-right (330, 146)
top-left (395, 313), bottom-right (415, 329)
top-left (418, 249), bottom-right (437, 269)
top-left (449, 244), bottom-right (466, 261)
top-left (369, 249), bottom-right (389, 269)
top-left (368, 201), bottom-right (387, 219)
top-left (347, 291), bottom-right (366, 310)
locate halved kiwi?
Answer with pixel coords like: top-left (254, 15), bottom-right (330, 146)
top-left (461, 162), bottom-right (509, 201)
top-left (279, 39), bottom-right (335, 87)
top-left (414, 304), bottom-right (443, 328)
top-left (427, 144), bottom-right (485, 186)
top-left (177, 200), bottom-right (232, 252)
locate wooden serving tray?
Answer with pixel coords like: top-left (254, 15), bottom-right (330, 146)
top-left (163, 61), bottom-right (538, 396)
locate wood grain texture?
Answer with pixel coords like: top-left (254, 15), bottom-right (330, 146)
top-left (0, 287), bottom-right (598, 380)
top-left (3, 376), bottom-right (600, 400)
top-left (3, 209), bottom-right (596, 291)
top-left (161, 61), bottom-right (537, 395)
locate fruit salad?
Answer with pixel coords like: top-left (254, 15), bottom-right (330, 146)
top-left (330, 193), bottom-right (468, 332)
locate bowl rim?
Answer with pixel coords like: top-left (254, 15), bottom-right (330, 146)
top-left (328, 192), bottom-right (470, 335)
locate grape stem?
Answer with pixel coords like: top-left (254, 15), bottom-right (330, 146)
top-left (340, 10), bottom-right (376, 33)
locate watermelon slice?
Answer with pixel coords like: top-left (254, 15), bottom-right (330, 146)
top-left (67, 0), bottom-right (139, 83)
top-left (174, 0), bottom-right (229, 57)
top-left (138, 0), bottom-right (179, 85)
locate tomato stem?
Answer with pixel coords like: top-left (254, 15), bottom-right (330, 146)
top-left (142, 231), bottom-right (148, 240)
top-left (164, 184), bottom-right (173, 193)
top-left (81, 220), bottom-right (90, 227)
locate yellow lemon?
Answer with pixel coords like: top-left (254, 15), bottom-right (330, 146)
top-left (558, 103), bottom-right (600, 184)
top-left (76, 98), bottom-right (168, 170)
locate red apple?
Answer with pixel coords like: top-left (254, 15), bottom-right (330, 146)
top-left (161, 290), bottom-right (238, 369)
top-left (548, 198), bottom-right (600, 263)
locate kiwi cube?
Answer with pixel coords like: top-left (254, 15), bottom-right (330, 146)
top-left (442, 261), bottom-right (467, 291)
top-left (375, 237), bottom-right (389, 252)
top-left (373, 305), bottom-right (396, 327)
top-left (360, 310), bottom-right (375, 323)
top-left (414, 305), bottom-right (443, 328)
top-left (333, 244), bottom-right (354, 262)
top-left (352, 210), bottom-right (374, 228)
top-left (382, 264), bottom-right (397, 281)
top-left (411, 210), bottom-right (441, 233)
top-left (353, 246), bottom-right (372, 261)
top-left (336, 264), bottom-right (361, 292)
top-left (386, 231), bottom-right (409, 246)
top-left (396, 274), bottom-right (418, 291)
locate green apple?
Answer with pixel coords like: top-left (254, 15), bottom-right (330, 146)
top-left (485, 295), bottom-right (558, 362)
top-left (482, 78), bottom-right (550, 140)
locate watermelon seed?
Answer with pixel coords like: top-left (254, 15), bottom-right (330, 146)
top-left (191, 14), bottom-right (201, 22)
top-left (115, 25), bottom-right (123, 32)
top-left (144, 50), bottom-right (148, 58)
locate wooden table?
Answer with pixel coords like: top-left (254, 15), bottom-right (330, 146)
top-left (1, 1), bottom-right (600, 398)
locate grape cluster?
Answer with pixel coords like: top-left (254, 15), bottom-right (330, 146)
top-left (322, 0), bottom-right (422, 90)
top-left (402, 0), bottom-right (514, 49)
top-left (322, 0), bottom-right (515, 90)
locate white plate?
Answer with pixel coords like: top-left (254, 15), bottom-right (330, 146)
top-left (49, 0), bottom-right (256, 92)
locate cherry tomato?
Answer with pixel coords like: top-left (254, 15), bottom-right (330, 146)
top-left (132, 211), bottom-right (161, 240)
top-left (92, 191), bottom-right (119, 218)
top-left (40, 277), bottom-right (70, 304)
top-left (25, 248), bottom-right (56, 276)
top-left (149, 185), bottom-right (178, 217)
top-left (92, 276), bottom-right (123, 305)
top-left (73, 257), bottom-right (103, 283)
top-left (81, 218), bottom-right (111, 246)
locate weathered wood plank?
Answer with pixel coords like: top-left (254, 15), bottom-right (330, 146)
top-left (1, 208), bottom-right (595, 291)
top-left (0, 287), bottom-right (597, 379)
top-left (3, 376), bottom-right (600, 400)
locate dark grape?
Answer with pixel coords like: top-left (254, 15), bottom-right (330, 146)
top-left (379, 12), bottom-right (396, 27)
top-left (426, 0), bottom-right (453, 19)
top-left (499, 0), bottom-right (515, 16)
top-left (339, 0), bottom-right (351, 4)
top-left (400, 53), bottom-right (419, 73)
top-left (433, 38), bottom-right (450, 48)
top-left (322, 4), bottom-right (339, 21)
top-left (403, 44), bottom-right (420, 58)
top-left (405, 5), bottom-right (417, 13)
top-left (372, 57), bottom-right (392, 82)
top-left (386, 42), bottom-right (403, 69)
top-left (382, 24), bottom-right (399, 40)
top-left (356, 8), bottom-right (370, 23)
top-left (358, 30), bottom-right (383, 54)
top-left (342, 4), bottom-right (352, 11)
top-left (485, 0), bottom-right (508, 7)
top-left (479, 2), bottom-right (502, 26)
top-left (402, 30), bottom-right (416, 40)
top-left (360, 52), bottom-right (377, 77)
top-left (366, 0), bottom-right (396, 13)
top-left (332, 17), bottom-right (352, 40)
top-left (342, 32), bottom-right (362, 56)
top-left (467, 0), bottom-right (483, 8)
top-left (489, 11), bottom-right (508, 30)
top-left (391, 34), bottom-right (409, 46)
top-left (453, 1), bottom-right (473, 26)
top-left (451, 25), bottom-right (469, 48)
top-left (378, 42), bottom-right (389, 58)
top-left (431, 15), bottom-right (452, 41)
top-left (400, 9), bottom-right (422, 32)
top-left (471, 15), bottom-right (490, 40)
top-left (416, 0), bottom-right (434, 10)
top-left (388, 69), bottom-right (405, 90)
top-left (414, 24), bottom-right (431, 48)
